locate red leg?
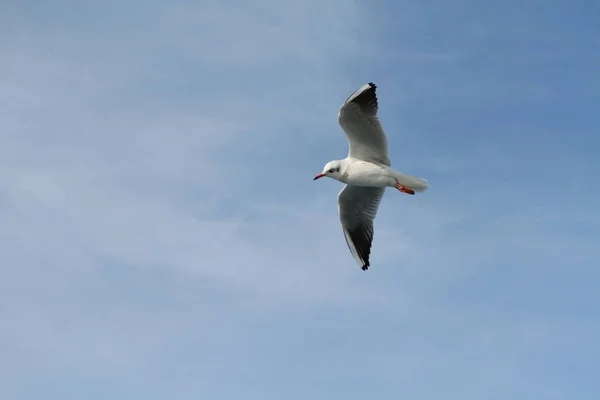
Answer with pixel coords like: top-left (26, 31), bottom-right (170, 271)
top-left (395, 181), bottom-right (415, 195)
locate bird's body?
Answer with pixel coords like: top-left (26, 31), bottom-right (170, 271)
top-left (331, 157), bottom-right (429, 190)
top-left (343, 159), bottom-right (392, 186)
top-left (313, 82), bottom-right (429, 271)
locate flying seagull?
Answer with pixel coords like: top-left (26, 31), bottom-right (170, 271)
top-left (313, 82), bottom-right (429, 271)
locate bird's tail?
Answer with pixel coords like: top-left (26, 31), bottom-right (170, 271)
top-left (393, 171), bottom-right (429, 193)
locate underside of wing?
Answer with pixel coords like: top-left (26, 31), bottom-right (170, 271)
top-left (338, 82), bottom-right (390, 166)
top-left (337, 185), bottom-right (385, 270)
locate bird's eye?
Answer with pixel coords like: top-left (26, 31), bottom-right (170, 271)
top-left (328, 168), bottom-right (335, 173)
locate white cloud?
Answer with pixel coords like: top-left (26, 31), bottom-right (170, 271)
top-left (0, 0), bottom-right (405, 383)
top-left (2, 1), bottom-right (599, 398)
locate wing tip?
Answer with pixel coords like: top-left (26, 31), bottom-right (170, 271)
top-left (343, 82), bottom-right (379, 116)
top-left (342, 227), bottom-right (372, 272)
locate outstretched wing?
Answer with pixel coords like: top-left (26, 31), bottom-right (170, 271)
top-left (338, 82), bottom-right (390, 166)
top-left (337, 184), bottom-right (385, 270)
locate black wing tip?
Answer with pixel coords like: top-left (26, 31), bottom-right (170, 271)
top-left (345, 82), bottom-right (379, 116)
top-left (359, 82), bottom-right (377, 97)
top-left (344, 82), bottom-right (377, 103)
top-left (345, 223), bottom-right (374, 272)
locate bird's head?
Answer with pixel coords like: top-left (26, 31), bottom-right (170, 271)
top-left (314, 160), bottom-right (344, 181)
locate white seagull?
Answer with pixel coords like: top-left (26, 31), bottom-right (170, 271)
top-left (313, 82), bottom-right (429, 271)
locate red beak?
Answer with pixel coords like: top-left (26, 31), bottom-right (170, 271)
top-left (313, 173), bottom-right (325, 181)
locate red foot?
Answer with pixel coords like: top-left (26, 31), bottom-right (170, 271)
top-left (395, 181), bottom-right (415, 195)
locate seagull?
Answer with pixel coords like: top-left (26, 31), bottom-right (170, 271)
top-left (313, 82), bottom-right (429, 271)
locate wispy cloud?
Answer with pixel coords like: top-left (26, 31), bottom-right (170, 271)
top-left (1, 0), bottom-right (390, 385)
top-left (1, 0), bottom-right (599, 399)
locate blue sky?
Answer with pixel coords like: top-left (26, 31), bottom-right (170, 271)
top-left (1, 0), bottom-right (599, 399)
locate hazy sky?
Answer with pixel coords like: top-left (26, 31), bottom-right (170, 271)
top-left (2, 1), bottom-right (599, 399)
